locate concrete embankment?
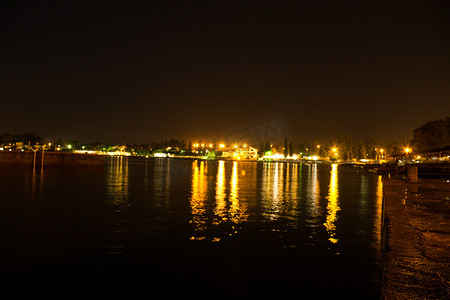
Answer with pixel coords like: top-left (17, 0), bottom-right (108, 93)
top-left (0, 151), bottom-right (105, 168)
top-left (382, 178), bottom-right (450, 299)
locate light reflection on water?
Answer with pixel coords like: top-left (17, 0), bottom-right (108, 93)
top-left (183, 161), bottom-right (383, 252)
top-left (213, 160), bottom-right (227, 223)
top-left (324, 163), bottom-right (340, 244)
top-left (105, 156), bottom-right (129, 255)
top-left (229, 161), bottom-right (248, 225)
top-left (190, 160), bottom-right (248, 241)
top-left (190, 160), bottom-right (208, 235)
top-left (261, 163), bottom-right (302, 221)
top-left (307, 163), bottom-right (321, 218)
top-left (373, 175), bottom-right (384, 252)
top-left (101, 159), bottom-right (384, 254)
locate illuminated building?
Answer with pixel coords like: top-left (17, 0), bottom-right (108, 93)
top-left (234, 146), bottom-right (258, 160)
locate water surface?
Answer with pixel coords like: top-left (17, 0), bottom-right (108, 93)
top-left (1, 158), bottom-right (383, 298)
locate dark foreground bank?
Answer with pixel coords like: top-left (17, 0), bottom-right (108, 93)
top-left (382, 178), bottom-right (450, 298)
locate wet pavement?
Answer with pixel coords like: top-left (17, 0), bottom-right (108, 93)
top-left (382, 177), bottom-right (450, 299)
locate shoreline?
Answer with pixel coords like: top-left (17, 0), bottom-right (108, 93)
top-left (0, 151), bottom-right (105, 168)
top-left (381, 178), bottom-right (450, 298)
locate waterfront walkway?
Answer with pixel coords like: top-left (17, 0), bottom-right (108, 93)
top-left (382, 178), bottom-right (450, 299)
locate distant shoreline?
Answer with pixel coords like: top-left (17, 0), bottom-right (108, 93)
top-left (0, 151), bottom-right (105, 168)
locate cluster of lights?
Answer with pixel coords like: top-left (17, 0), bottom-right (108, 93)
top-left (332, 147), bottom-right (338, 156)
top-left (262, 153), bottom-right (302, 160)
top-left (191, 143), bottom-right (248, 149)
top-left (73, 149), bottom-right (116, 155)
top-left (107, 151), bottom-right (131, 156)
top-left (193, 143), bottom-right (219, 148)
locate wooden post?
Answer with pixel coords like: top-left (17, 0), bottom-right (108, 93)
top-left (41, 149), bottom-right (45, 172)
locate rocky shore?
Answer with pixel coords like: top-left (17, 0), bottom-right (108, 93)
top-left (382, 178), bottom-right (450, 298)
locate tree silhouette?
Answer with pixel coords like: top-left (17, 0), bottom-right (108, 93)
top-left (412, 117), bottom-right (450, 152)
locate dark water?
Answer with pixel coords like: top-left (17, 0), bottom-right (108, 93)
top-left (1, 157), bottom-right (383, 298)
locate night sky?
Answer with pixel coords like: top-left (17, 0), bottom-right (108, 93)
top-left (1, 1), bottom-right (449, 144)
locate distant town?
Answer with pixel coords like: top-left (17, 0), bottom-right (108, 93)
top-left (1, 117), bottom-right (449, 164)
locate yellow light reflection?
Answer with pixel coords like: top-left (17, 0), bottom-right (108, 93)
top-left (307, 164), bottom-right (321, 218)
top-left (374, 175), bottom-right (383, 251)
top-left (286, 163), bottom-right (299, 218)
top-left (324, 164), bottom-right (340, 244)
top-left (261, 162), bottom-right (284, 220)
top-left (107, 156), bottom-right (129, 206)
top-left (105, 156), bottom-right (130, 255)
top-left (190, 161), bottom-right (208, 235)
top-left (273, 163), bottom-right (281, 202)
top-left (154, 158), bottom-right (171, 203)
top-left (214, 160), bottom-right (227, 223)
top-left (229, 161), bottom-right (248, 224)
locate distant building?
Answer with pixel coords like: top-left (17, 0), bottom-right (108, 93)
top-left (234, 146), bottom-right (258, 160)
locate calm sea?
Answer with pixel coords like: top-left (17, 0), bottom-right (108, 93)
top-left (1, 157), bottom-right (383, 298)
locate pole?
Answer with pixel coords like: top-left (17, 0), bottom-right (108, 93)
top-left (33, 150), bottom-right (36, 174)
top-left (41, 149), bottom-right (45, 172)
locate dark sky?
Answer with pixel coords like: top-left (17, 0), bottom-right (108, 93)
top-left (1, 1), bottom-right (449, 144)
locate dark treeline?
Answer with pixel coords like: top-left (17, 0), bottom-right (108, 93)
top-left (0, 133), bottom-right (43, 145)
top-left (412, 117), bottom-right (450, 152)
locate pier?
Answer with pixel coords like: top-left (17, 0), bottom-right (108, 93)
top-left (381, 178), bottom-right (450, 298)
